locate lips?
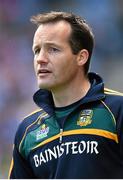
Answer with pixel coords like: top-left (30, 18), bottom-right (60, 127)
top-left (37, 69), bottom-right (51, 75)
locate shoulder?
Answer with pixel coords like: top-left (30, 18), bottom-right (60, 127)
top-left (14, 108), bottom-right (49, 149)
top-left (104, 88), bottom-right (123, 141)
top-left (104, 87), bottom-right (123, 103)
top-left (102, 88), bottom-right (123, 120)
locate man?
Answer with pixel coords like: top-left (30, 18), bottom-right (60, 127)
top-left (9, 11), bottom-right (123, 178)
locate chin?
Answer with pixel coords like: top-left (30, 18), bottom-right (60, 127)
top-left (38, 83), bottom-right (52, 90)
top-left (37, 79), bottom-right (57, 91)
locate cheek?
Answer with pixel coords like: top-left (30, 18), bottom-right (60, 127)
top-left (33, 60), bottom-right (37, 74)
top-left (55, 61), bottom-right (67, 75)
top-left (55, 58), bottom-right (77, 78)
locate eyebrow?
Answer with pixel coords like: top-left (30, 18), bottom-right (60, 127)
top-left (32, 42), bottom-right (61, 52)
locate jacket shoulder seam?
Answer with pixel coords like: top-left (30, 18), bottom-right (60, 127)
top-left (21, 109), bottom-right (41, 120)
top-left (18, 108), bottom-right (48, 154)
top-left (100, 100), bottom-right (116, 125)
top-left (104, 88), bottom-right (123, 96)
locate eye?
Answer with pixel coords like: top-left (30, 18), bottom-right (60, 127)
top-left (34, 48), bottom-right (40, 55)
top-left (49, 47), bottom-right (60, 53)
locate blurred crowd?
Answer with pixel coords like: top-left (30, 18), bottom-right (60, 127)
top-left (0, 0), bottom-right (123, 178)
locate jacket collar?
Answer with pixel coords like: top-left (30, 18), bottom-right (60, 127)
top-left (33, 72), bottom-right (105, 114)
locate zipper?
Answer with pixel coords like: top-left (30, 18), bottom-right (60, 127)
top-left (59, 128), bottom-right (63, 143)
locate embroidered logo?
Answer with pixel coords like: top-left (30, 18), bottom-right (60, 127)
top-left (77, 109), bottom-right (93, 127)
top-left (36, 124), bottom-right (49, 141)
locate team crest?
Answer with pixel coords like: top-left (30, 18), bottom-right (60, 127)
top-left (77, 109), bottom-right (93, 126)
top-left (36, 124), bottom-right (49, 141)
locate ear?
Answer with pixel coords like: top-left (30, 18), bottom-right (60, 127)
top-left (77, 49), bottom-right (89, 66)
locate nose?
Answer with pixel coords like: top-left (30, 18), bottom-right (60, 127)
top-left (36, 49), bottom-right (48, 64)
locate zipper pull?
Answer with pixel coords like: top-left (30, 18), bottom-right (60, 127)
top-left (59, 128), bottom-right (63, 143)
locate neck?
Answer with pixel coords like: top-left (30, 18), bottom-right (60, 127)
top-left (52, 75), bottom-right (90, 107)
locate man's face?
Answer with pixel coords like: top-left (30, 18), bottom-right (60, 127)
top-left (32, 20), bottom-right (79, 92)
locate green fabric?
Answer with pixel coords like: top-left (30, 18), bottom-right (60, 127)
top-left (20, 107), bottom-right (116, 158)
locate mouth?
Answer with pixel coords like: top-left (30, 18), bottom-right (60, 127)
top-left (37, 69), bottom-right (51, 76)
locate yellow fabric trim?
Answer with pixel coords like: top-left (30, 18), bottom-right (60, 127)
top-left (22, 109), bottom-right (42, 120)
top-left (63, 129), bottom-right (118, 143)
top-left (32, 128), bottom-right (118, 150)
top-left (104, 88), bottom-right (123, 96)
top-left (19, 115), bottom-right (41, 152)
top-left (8, 158), bottom-right (14, 179)
top-left (32, 134), bottom-right (60, 150)
top-left (100, 100), bottom-right (116, 125)
top-left (105, 92), bottom-right (123, 96)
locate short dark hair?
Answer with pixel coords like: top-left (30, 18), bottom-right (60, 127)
top-left (30, 11), bottom-right (94, 74)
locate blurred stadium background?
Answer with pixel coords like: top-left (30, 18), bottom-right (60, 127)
top-left (1, 0), bottom-right (123, 178)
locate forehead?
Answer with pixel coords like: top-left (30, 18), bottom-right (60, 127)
top-left (33, 20), bottom-right (72, 45)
